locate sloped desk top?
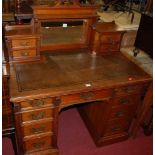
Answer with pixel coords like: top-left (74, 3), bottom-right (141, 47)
top-left (10, 49), bottom-right (152, 102)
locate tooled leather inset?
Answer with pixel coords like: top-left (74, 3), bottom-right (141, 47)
top-left (14, 52), bottom-right (149, 92)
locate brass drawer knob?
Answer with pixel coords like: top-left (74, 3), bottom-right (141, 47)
top-left (115, 111), bottom-right (124, 117)
top-left (32, 141), bottom-right (45, 149)
top-left (80, 91), bottom-right (94, 100)
top-left (111, 125), bottom-right (121, 132)
top-left (109, 39), bottom-right (115, 45)
top-left (30, 125), bottom-right (45, 134)
top-left (20, 42), bottom-right (29, 46)
top-left (28, 100), bottom-right (44, 107)
top-left (21, 51), bottom-right (29, 56)
top-left (123, 87), bottom-right (134, 93)
top-left (114, 87), bottom-right (135, 94)
top-left (120, 99), bottom-right (130, 105)
top-left (30, 112), bottom-right (45, 120)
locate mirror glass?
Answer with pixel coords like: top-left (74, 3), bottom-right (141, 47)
top-left (40, 20), bottom-right (86, 46)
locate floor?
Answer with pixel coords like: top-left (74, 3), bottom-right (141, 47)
top-left (98, 11), bottom-right (141, 30)
top-left (120, 47), bottom-right (153, 76)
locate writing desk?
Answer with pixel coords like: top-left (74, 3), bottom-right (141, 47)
top-left (10, 49), bottom-right (152, 155)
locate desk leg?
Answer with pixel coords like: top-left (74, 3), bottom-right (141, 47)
top-left (130, 83), bottom-right (153, 137)
top-left (52, 97), bottom-right (61, 155)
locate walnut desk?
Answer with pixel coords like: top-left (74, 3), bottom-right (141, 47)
top-left (9, 49), bottom-right (152, 155)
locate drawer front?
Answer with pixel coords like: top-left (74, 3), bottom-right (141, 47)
top-left (20, 98), bottom-right (53, 110)
top-left (109, 105), bottom-right (137, 120)
top-left (104, 119), bottom-right (130, 136)
top-left (100, 33), bottom-right (122, 44)
top-left (100, 44), bottom-right (120, 52)
top-left (12, 39), bottom-right (36, 49)
top-left (61, 89), bottom-right (112, 105)
top-left (112, 94), bottom-right (141, 107)
top-left (13, 49), bottom-right (36, 58)
top-left (24, 135), bottom-right (53, 153)
top-left (114, 85), bottom-right (142, 96)
top-left (22, 119), bottom-right (53, 137)
top-left (21, 108), bottom-right (53, 122)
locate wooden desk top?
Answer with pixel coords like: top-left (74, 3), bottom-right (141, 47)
top-left (10, 49), bottom-right (152, 102)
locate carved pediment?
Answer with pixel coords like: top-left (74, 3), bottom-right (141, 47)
top-left (32, 0), bottom-right (95, 7)
top-left (32, 0), bottom-right (98, 20)
top-left (54, 0), bottom-right (80, 7)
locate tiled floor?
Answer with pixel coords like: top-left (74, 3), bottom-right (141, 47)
top-left (98, 11), bottom-right (141, 30)
top-left (121, 47), bottom-right (153, 76)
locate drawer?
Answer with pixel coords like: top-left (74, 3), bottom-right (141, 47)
top-left (21, 107), bottom-right (53, 122)
top-left (61, 89), bottom-right (112, 105)
top-left (109, 105), bottom-right (137, 120)
top-left (104, 119), bottom-right (130, 136)
top-left (20, 98), bottom-right (53, 110)
top-left (24, 133), bottom-right (53, 153)
top-left (114, 85), bottom-right (142, 96)
top-left (12, 49), bottom-right (36, 58)
top-left (100, 44), bottom-right (120, 52)
top-left (112, 94), bottom-right (141, 107)
top-left (12, 38), bottom-right (36, 49)
top-left (22, 118), bottom-right (53, 137)
top-left (100, 33), bottom-right (122, 44)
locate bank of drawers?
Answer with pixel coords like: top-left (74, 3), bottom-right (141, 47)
top-left (90, 22), bottom-right (125, 54)
top-left (104, 96), bottom-right (140, 136)
top-left (99, 33), bottom-right (122, 53)
top-left (6, 36), bottom-right (40, 62)
top-left (102, 85), bottom-right (142, 138)
top-left (15, 97), bottom-right (56, 154)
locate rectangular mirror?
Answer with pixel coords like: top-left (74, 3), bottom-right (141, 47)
top-left (40, 20), bottom-right (86, 46)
